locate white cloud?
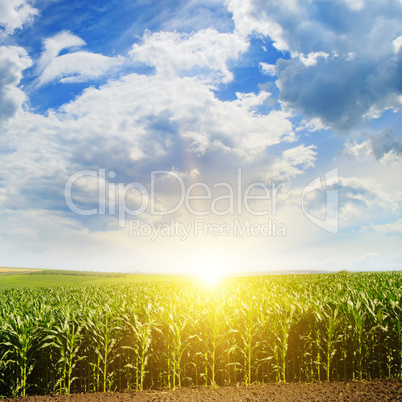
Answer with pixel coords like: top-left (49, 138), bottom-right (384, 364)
top-left (226, 0), bottom-right (402, 131)
top-left (38, 51), bottom-right (122, 86)
top-left (0, 0), bottom-right (37, 37)
top-left (338, 176), bottom-right (399, 213)
top-left (285, 174), bottom-right (400, 233)
top-left (130, 28), bottom-right (248, 83)
top-left (37, 31), bottom-right (86, 71)
top-left (343, 140), bottom-right (373, 161)
top-left (0, 45), bottom-right (31, 124)
top-left (342, 0), bottom-right (365, 11)
top-left (343, 130), bottom-right (402, 164)
top-left (299, 51), bottom-right (329, 67)
top-left (392, 34), bottom-right (402, 54)
top-left (372, 219), bottom-right (402, 237)
top-left (225, 0), bottom-right (289, 51)
top-left (228, 0), bottom-right (402, 55)
top-left (259, 62), bottom-right (276, 76)
top-left (56, 76), bottom-right (294, 164)
top-left (0, 69), bottom-right (301, 234)
top-left (37, 32), bottom-right (122, 87)
top-left (338, 177), bottom-right (399, 228)
top-left (296, 117), bottom-right (329, 132)
top-left (269, 145), bottom-right (317, 181)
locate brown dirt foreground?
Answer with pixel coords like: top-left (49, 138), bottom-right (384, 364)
top-left (5, 380), bottom-right (402, 402)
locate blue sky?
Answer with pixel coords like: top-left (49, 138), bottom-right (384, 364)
top-left (0, 0), bottom-right (401, 274)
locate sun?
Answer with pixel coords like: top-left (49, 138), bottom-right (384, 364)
top-left (199, 266), bottom-right (223, 286)
top-left (194, 255), bottom-right (227, 286)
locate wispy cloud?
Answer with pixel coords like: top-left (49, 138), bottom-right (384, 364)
top-left (36, 31), bottom-right (122, 87)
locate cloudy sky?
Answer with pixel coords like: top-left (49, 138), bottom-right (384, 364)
top-left (0, 0), bottom-right (401, 275)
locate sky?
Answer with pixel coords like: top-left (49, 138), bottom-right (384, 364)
top-left (0, 0), bottom-right (401, 275)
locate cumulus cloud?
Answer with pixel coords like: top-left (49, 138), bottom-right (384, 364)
top-left (297, 174), bottom-right (400, 229)
top-left (0, 70), bottom-right (304, 228)
top-left (0, 45), bottom-right (31, 125)
top-left (299, 51), bottom-right (329, 67)
top-left (130, 28), bottom-right (248, 83)
top-left (0, 0), bottom-right (37, 37)
top-left (226, 0), bottom-right (289, 51)
top-left (259, 62), bottom-right (276, 76)
top-left (343, 130), bottom-right (402, 163)
top-left (296, 117), bottom-right (329, 133)
top-left (227, 0), bottom-right (402, 131)
top-left (58, 76), bottom-right (295, 164)
top-left (268, 145), bottom-right (317, 182)
top-left (37, 31), bottom-right (122, 87)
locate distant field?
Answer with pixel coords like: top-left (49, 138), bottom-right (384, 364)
top-left (0, 267), bottom-right (42, 274)
top-left (0, 267), bottom-right (182, 288)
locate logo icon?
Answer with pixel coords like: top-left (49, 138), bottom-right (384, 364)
top-left (301, 168), bottom-right (339, 234)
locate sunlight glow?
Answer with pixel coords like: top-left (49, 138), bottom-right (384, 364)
top-left (195, 255), bottom-right (227, 286)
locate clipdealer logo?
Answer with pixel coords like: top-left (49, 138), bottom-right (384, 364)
top-left (64, 167), bottom-right (339, 236)
top-left (65, 169), bottom-right (286, 228)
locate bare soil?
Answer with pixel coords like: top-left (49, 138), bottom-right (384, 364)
top-left (5, 380), bottom-right (402, 401)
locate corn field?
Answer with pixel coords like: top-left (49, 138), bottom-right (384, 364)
top-left (1, 271), bottom-right (402, 396)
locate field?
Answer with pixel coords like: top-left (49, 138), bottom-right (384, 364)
top-left (1, 271), bottom-right (402, 399)
top-left (0, 268), bottom-right (179, 289)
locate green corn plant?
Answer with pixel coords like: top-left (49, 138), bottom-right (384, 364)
top-left (342, 296), bottom-right (369, 381)
top-left (312, 304), bottom-right (342, 381)
top-left (159, 303), bottom-right (198, 389)
top-left (324, 306), bottom-right (341, 381)
top-left (30, 302), bottom-right (57, 394)
top-left (84, 306), bottom-right (121, 392)
top-left (1, 312), bottom-right (39, 396)
top-left (198, 293), bottom-right (232, 388)
top-left (121, 302), bottom-right (155, 391)
top-left (387, 293), bottom-right (402, 380)
top-left (299, 306), bottom-right (317, 382)
top-left (0, 350), bottom-right (8, 395)
top-left (2, 271), bottom-right (402, 393)
top-left (363, 296), bottom-right (389, 379)
top-left (230, 298), bottom-right (263, 385)
top-left (41, 306), bottom-right (84, 394)
top-left (269, 301), bottom-right (296, 382)
top-left (253, 297), bottom-right (278, 383)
